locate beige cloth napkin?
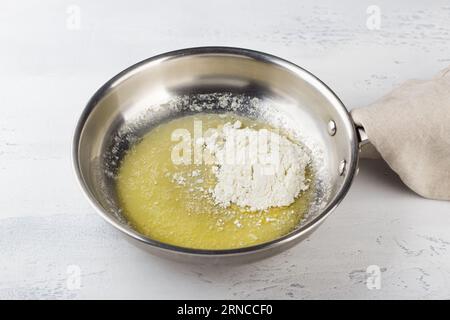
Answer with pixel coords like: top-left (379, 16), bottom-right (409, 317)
top-left (351, 67), bottom-right (450, 201)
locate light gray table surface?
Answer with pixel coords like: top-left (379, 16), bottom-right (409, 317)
top-left (1, 0), bottom-right (449, 299)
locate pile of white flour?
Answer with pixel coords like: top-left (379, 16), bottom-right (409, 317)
top-left (204, 121), bottom-right (311, 211)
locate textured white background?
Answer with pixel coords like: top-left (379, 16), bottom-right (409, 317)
top-left (1, 0), bottom-right (450, 299)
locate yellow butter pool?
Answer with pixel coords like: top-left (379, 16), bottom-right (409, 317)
top-left (116, 113), bottom-right (314, 250)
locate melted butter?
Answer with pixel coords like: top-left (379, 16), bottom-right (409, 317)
top-left (116, 113), bottom-right (314, 250)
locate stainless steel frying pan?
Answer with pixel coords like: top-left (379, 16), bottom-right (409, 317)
top-left (73, 47), bottom-right (365, 263)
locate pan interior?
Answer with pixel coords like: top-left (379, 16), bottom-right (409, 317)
top-left (75, 49), bottom-right (356, 249)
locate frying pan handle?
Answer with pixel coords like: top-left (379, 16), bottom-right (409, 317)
top-left (356, 125), bottom-right (369, 148)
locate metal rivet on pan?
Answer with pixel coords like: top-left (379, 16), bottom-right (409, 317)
top-left (339, 160), bottom-right (346, 176)
top-left (328, 120), bottom-right (336, 136)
